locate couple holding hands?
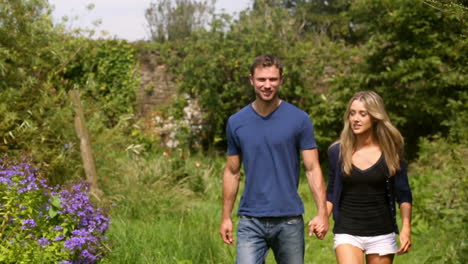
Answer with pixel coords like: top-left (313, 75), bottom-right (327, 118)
top-left (219, 55), bottom-right (412, 264)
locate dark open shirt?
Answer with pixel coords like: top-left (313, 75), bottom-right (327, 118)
top-left (326, 143), bottom-right (413, 234)
top-left (334, 154), bottom-right (394, 236)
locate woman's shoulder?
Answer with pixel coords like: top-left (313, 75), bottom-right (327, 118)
top-left (329, 142), bottom-right (340, 151)
top-left (328, 142), bottom-right (341, 157)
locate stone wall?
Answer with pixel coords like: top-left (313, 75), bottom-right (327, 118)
top-left (136, 51), bottom-right (177, 117)
top-left (135, 52), bottom-right (204, 149)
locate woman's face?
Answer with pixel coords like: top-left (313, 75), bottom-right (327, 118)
top-left (349, 99), bottom-right (373, 135)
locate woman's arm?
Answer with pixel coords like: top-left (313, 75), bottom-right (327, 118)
top-left (397, 202), bottom-right (412, 254)
top-left (326, 144), bottom-right (338, 205)
top-left (395, 160), bottom-right (413, 254)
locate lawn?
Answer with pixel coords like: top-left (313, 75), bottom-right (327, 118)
top-left (99, 149), bottom-right (466, 263)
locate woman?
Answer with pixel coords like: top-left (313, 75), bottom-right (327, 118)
top-left (326, 91), bottom-right (412, 264)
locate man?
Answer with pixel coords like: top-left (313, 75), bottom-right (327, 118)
top-left (219, 55), bottom-right (329, 264)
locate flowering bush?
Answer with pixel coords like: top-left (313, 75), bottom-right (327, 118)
top-left (0, 157), bottom-right (110, 263)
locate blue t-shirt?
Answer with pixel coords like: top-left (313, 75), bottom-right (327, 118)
top-left (226, 101), bottom-right (317, 217)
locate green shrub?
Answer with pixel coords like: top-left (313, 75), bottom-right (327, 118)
top-left (64, 39), bottom-right (139, 127)
top-left (0, 0), bottom-right (140, 185)
top-left (409, 137), bottom-right (467, 263)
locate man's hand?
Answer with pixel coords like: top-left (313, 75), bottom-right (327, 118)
top-left (308, 215), bottom-right (329, 240)
top-left (219, 218), bottom-right (234, 245)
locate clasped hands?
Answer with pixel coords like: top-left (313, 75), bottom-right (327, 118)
top-left (308, 215), bottom-right (329, 240)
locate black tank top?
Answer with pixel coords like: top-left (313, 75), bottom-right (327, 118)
top-left (334, 155), bottom-right (394, 236)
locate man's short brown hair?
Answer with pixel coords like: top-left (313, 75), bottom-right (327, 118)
top-left (250, 55), bottom-right (283, 77)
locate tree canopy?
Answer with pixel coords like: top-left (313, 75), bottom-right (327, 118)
top-left (146, 0), bottom-right (466, 156)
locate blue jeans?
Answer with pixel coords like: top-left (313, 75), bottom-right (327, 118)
top-left (236, 215), bottom-right (304, 264)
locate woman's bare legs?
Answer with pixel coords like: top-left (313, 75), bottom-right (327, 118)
top-left (366, 254), bottom-right (394, 264)
top-left (336, 245), bottom-right (395, 264)
top-left (336, 244), bottom-right (365, 264)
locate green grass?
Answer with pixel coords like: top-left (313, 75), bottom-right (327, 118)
top-left (98, 141), bottom-right (467, 263)
top-left (102, 209), bottom-right (233, 263)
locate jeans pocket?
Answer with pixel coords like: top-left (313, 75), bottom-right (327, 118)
top-left (285, 216), bottom-right (302, 225)
top-left (240, 215), bottom-right (254, 220)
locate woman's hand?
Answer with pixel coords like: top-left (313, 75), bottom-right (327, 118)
top-left (397, 227), bottom-right (411, 255)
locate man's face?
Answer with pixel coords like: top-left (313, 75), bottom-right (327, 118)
top-left (249, 66), bottom-right (282, 102)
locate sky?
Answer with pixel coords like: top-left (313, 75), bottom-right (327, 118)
top-left (48, 0), bottom-right (252, 41)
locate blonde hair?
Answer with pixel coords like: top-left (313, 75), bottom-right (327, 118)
top-left (337, 91), bottom-right (404, 176)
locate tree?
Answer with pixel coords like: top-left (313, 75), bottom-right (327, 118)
top-left (145, 0), bottom-right (216, 42)
top-left (148, 2), bottom-right (359, 151)
top-left (336, 0), bottom-right (468, 156)
top-left (253, 0), bottom-right (353, 41)
top-left (0, 0), bottom-right (54, 89)
top-left (253, 0), bottom-right (299, 9)
top-left (0, 0), bottom-right (140, 184)
top-left (143, 0), bottom-right (466, 156)
top-left (0, 0), bottom-right (80, 184)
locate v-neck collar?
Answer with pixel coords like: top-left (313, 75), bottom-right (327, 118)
top-left (250, 100), bottom-right (283, 119)
top-left (352, 153), bottom-right (384, 172)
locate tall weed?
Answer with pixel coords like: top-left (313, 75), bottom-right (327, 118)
top-left (98, 135), bottom-right (468, 263)
top-left (100, 150), bottom-right (228, 263)
top-left (408, 136), bottom-right (467, 263)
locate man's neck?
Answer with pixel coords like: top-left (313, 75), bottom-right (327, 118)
top-left (252, 98), bottom-right (282, 117)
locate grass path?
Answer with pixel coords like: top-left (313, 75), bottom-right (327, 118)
top-left (98, 152), bottom-right (466, 263)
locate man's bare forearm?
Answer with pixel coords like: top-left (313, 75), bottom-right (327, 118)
top-left (221, 168), bottom-right (240, 219)
top-left (306, 167), bottom-right (327, 217)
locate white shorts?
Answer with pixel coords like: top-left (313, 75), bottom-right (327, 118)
top-left (334, 233), bottom-right (398, 256)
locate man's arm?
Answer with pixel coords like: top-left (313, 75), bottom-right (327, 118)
top-left (302, 148), bottom-right (329, 239)
top-left (219, 154), bottom-right (241, 245)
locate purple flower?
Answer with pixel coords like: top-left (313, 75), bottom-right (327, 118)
top-left (2, 157), bottom-right (110, 263)
top-left (53, 234), bottom-right (65, 241)
top-left (37, 237), bottom-right (50, 248)
top-left (64, 236), bottom-right (86, 250)
top-left (21, 218), bottom-right (36, 229)
top-left (80, 249), bottom-right (97, 261)
top-left (0, 176), bottom-right (13, 185)
top-left (71, 229), bottom-right (90, 237)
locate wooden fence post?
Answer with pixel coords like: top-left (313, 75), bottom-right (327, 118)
top-left (69, 89), bottom-right (101, 197)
